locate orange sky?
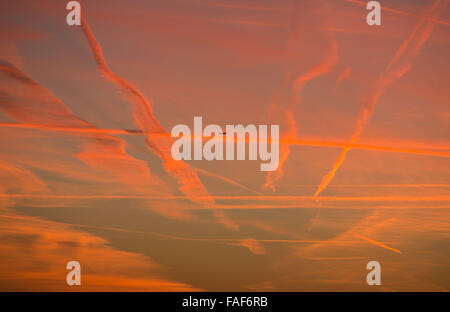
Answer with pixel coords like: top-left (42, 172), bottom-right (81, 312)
top-left (0, 0), bottom-right (449, 291)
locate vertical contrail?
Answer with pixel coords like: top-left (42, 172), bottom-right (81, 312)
top-left (264, 1), bottom-right (338, 191)
top-left (80, 17), bottom-right (238, 229)
top-left (313, 0), bottom-right (447, 197)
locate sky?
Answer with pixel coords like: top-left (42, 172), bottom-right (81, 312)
top-left (0, 0), bottom-right (449, 291)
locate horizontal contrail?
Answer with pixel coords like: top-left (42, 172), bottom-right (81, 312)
top-left (194, 0), bottom-right (289, 12)
top-left (0, 214), bottom-right (400, 246)
top-left (215, 19), bottom-right (281, 28)
top-left (0, 122), bottom-right (154, 136)
top-left (2, 123), bottom-right (448, 158)
top-left (3, 193), bottom-right (449, 202)
top-left (287, 138), bottom-right (450, 158)
top-left (280, 183), bottom-right (450, 189)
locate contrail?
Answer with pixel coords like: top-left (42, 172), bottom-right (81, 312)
top-left (80, 16), bottom-right (237, 229)
top-left (0, 60), bottom-right (179, 210)
top-left (280, 183), bottom-right (450, 189)
top-left (194, 167), bottom-right (262, 195)
top-left (125, 140), bottom-right (262, 195)
top-left (0, 213), bottom-right (390, 246)
top-left (1, 122), bottom-right (449, 158)
top-left (345, 0), bottom-right (450, 28)
top-left (264, 110), bottom-right (296, 191)
top-left (3, 193), bottom-right (449, 202)
top-left (262, 2), bottom-right (301, 192)
top-left (264, 2), bottom-right (339, 191)
top-left (287, 138), bottom-right (450, 158)
top-left (265, 37), bottom-right (338, 191)
top-left (0, 122), bottom-right (158, 136)
top-left (314, 0), bottom-right (448, 197)
top-left (334, 66), bottom-right (351, 91)
top-left (303, 211), bottom-right (403, 256)
top-left (356, 234), bottom-right (402, 254)
top-left (215, 19), bottom-right (281, 28)
top-left (194, 0), bottom-right (289, 12)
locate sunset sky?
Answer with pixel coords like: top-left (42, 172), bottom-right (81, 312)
top-left (0, 0), bottom-right (449, 291)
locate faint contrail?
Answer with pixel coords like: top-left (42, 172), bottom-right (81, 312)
top-left (3, 193), bottom-right (449, 202)
top-left (0, 122), bottom-right (158, 136)
top-left (194, 167), bottom-right (262, 195)
top-left (125, 140), bottom-right (263, 195)
top-left (215, 19), bottom-right (281, 28)
top-left (80, 16), bottom-right (237, 229)
top-left (385, 0), bottom-right (443, 73)
top-left (292, 36), bottom-right (338, 97)
top-left (0, 214), bottom-right (390, 245)
top-left (194, 0), bottom-right (289, 12)
top-left (264, 2), bottom-right (339, 191)
top-left (302, 210), bottom-right (403, 256)
top-left (345, 0), bottom-right (450, 27)
top-left (280, 183), bottom-right (450, 188)
top-left (334, 66), bottom-right (351, 91)
top-left (314, 0), bottom-right (447, 197)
